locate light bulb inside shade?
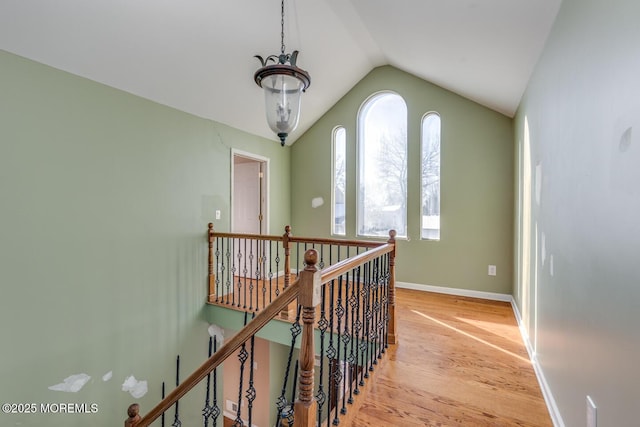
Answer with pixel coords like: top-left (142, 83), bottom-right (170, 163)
top-left (263, 74), bottom-right (304, 138)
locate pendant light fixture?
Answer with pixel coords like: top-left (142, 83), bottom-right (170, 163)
top-left (254, 0), bottom-right (311, 146)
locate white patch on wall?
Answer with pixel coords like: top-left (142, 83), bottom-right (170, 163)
top-left (102, 371), bottom-right (113, 382)
top-left (208, 324), bottom-right (225, 346)
top-left (311, 197), bottom-right (324, 208)
top-left (535, 162), bottom-right (542, 205)
top-left (48, 373), bottom-right (91, 393)
top-left (122, 375), bottom-right (148, 398)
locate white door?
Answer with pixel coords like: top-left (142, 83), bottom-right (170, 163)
top-left (233, 158), bottom-right (262, 234)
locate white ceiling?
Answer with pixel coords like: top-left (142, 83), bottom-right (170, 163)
top-left (0, 0), bottom-right (561, 144)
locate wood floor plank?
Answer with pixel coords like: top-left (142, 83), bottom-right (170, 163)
top-left (349, 289), bottom-right (552, 427)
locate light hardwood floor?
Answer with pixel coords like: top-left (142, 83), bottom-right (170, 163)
top-left (348, 288), bottom-right (552, 427)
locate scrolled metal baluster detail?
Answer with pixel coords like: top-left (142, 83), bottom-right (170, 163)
top-left (275, 243), bottom-right (281, 297)
top-left (315, 284), bottom-right (328, 426)
top-left (243, 239), bottom-right (249, 309)
top-left (172, 356), bottom-right (181, 427)
top-left (334, 274), bottom-right (346, 419)
top-left (326, 278), bottom-right (336, 424)
top-left (275, 306), bottom-right (302, 424)
top-left (350, 265), bottom-right (362, 398)
top-left (341, 272), bottom-right (353, 414)
top-left (214, 238), bottom-right (221, 303)
top-left (246, 313), bottom-right (257, 427)
top-left (356, 265), bottom-right (366, 389)
top-left (202, 336), bottom-right (221, 426)
top-left (235, 312), bottom-right (250, 427)
top-left (225, 239), bottom-right (232, 305)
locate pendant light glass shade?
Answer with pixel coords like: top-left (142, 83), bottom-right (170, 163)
top-left (254, 0), bottom-right (311, 146)
top-left (254, 61), bottom-right (310, 145)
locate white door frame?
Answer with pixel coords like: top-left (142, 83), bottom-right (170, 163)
top-left (231, 149), bottom-right (270, 235)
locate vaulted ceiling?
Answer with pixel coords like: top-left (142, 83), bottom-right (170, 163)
top-left (0, 0), bottom-right (561, 144)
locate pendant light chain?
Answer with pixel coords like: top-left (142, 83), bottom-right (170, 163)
top-left (280, 0), bottom-right (285, 55)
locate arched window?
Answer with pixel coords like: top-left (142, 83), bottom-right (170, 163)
top-left (332, 126), bottom-right (346, 235)
top-left (357, 92), bottom-right (407, 238)
top-left (421, 112), bottom-right (441, 240)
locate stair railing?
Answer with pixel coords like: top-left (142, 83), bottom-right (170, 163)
top-left (128, 226), bottom-right (397, 427)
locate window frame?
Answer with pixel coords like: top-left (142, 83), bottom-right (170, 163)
top-left (331, 125), bottom-right (346, 236)
top-left (356, 91), bottom-right (408, 239)
top-left (420, 111), bottom-right (441, 241)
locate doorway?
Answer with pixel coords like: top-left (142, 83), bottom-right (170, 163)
top-left (232, 150), bottom-right (269, 235)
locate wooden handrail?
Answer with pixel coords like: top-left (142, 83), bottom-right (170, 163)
top-left (207, 230), bottom-right (285, 242)
top-left (134, 279), bottom-right (302, 427)
top-left (287, 235), bottom-right (384, 248)
top-left (208, 224), bottom-right (389, 249)
top-left (318, 242), bottom-right (394, 285)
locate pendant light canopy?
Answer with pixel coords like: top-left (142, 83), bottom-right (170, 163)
top-left (254, 0), bottom-right (311, 146)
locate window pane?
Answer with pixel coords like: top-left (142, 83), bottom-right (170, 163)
top-left (358, 93), bottom-right (407, 238)
top-left (332, 126), bottom-right (346, 235)
top-left (421, 113), bottom-right (441, 240)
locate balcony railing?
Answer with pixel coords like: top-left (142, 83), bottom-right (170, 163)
top-left (126, 225), bottom-right (397, 427)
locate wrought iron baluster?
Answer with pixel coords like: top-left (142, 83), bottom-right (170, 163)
top-left (326, 279), bottom-right (336, 425)
top-left (316, 284), bottom-right (328, 426)
top-left (215, 238), bottom-right (221, 303)
top-left (260, 239), bottom-right (267, 309)
top-left (235, 312), bottom-right (250, 427)
top-left (203, 336), bottom-right (221, 427)
top-left (275, 243), bottom-right (281, 297)
top-left (366, 259), bottom-right (375, 374)
top-left (340, 270), bottom-right (352, 415)
top-left (360, 261), bottom-right (371, 383)
top-left (246, 313), bottom-right (257, 427)
top-left (232, 238), bottom-right (239, 307)
top-left (249, 239), bottom-right (256, 311)
top-left (355, 264), bottom-right (364, 392)
top-left (372, 257), bottom-right (381, 365)
top-left (334, 275), bottom-right (345, 422)
top-left (319, 244), bottom-right (325, 270)
top-left (349, 265), bottom-right (361, 400)
top-left (173, 356), bottom-right (181, 427)
top-left (225, 238), bottom-right (232, 305)
top-left (243, 238), bottom-right (249, 310)
top-left (162, 382), bottom-right (165, 427)
top-left (383, 253), bottom-right (390, 350)
top-left (275, 306), bottom-right (302, 426)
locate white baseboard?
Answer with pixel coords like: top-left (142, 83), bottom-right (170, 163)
top-left (395, 281), bottom-right (564, 427)
top-left (510, 299), bottom-right (565, 427)
top-left (396, 281), bottom-right (512, 302)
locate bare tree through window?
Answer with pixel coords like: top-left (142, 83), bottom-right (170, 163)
top-left (358, 93), bottom-right (407, 238)
top-left (421, 113), bottom-right (441, 240)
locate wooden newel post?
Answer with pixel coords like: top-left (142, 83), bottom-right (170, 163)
top-left (124, 403), bottom-right (141, 427)
top-left (387, 230), bottom-right (398, 344)
top-left (208, 223), bottom-right (215, 303)
top-left (293, 249), bottom-right (321, 427)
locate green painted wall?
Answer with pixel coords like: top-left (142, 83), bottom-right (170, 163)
top-left (0, 50), bottom-right (290, 426)
top-left (290, 65), bottom-right (514, 294)
top-left (514, 0), bottom-right (640, 425)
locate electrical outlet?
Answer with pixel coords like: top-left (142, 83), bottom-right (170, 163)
top-left (488, 265), bottom-right (497, 276)
top-left (215, 210), bottom-right (221, 220)
top-left (587, 396), bottom-right (597, 427)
